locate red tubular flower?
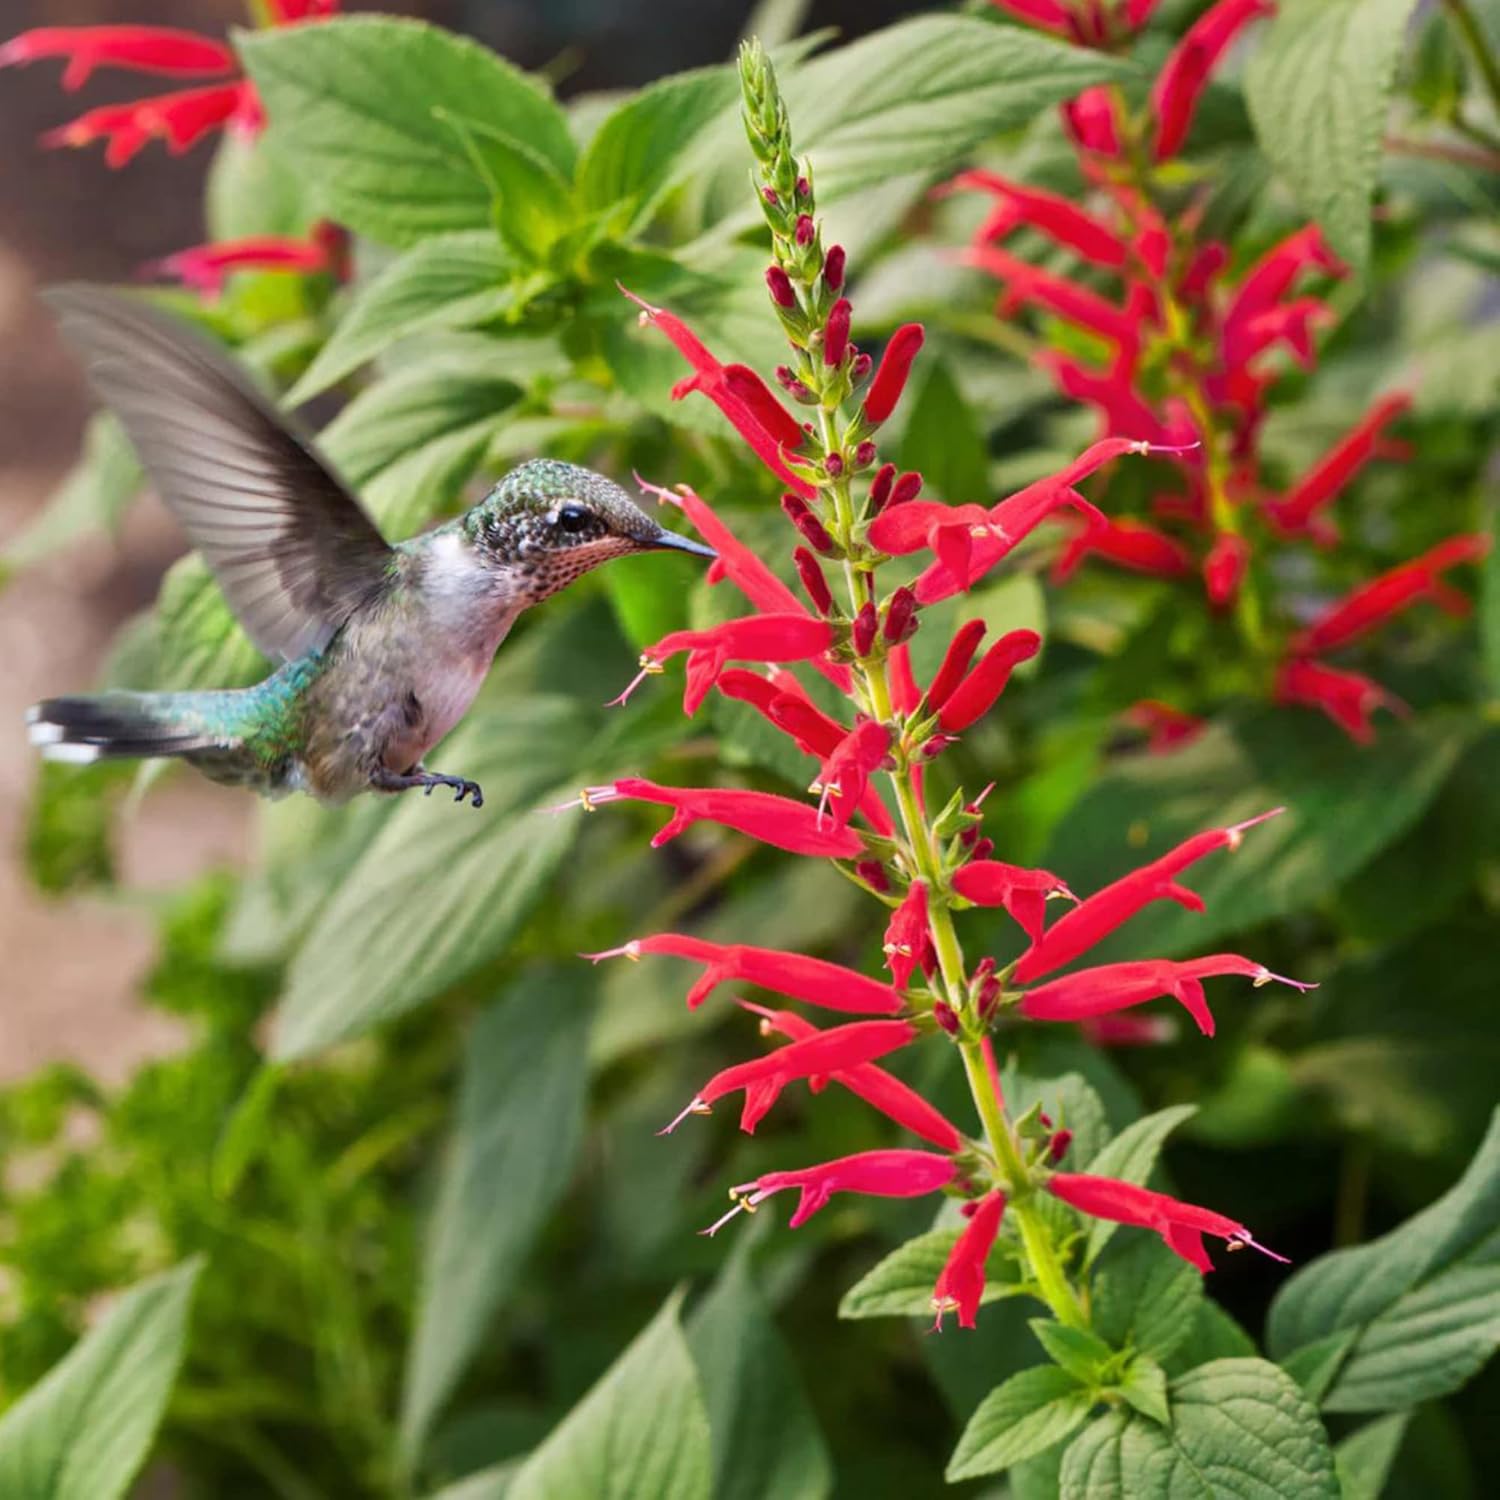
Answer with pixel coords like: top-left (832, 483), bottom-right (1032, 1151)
top-left (947, 171), bottom-right (1129, 268)
top-left (813, 720), bottom-right (894, 829)
top-left (938, 630), bottom-right (1043, 732)
top-left (862, 323), bottom-right (925, 425)
top-left (704, 1150), bottom-right (959, 1234)
top-left (1046, 1173), bottom-right (1288, 1272)
top-left (1265, 394), bottom-right (1413, 542)
top-left (883, 881), bottom-right (932, 989)
top-left (583, 932), bottom-right (903, 1015)
top-left (1123, 700), bottom-right (1207, 754)
top-left (968, 247), bottom-right (1138, 350)
top-left (792, 547), bottom-right (833, 615)
top-left (1063, 86), bottom-right (1123, 156)
top-left (1275, 658), bottom-right (1405, 743)
top-left (42, 80), bottom-right (252, 167)
top-left (1053, 517), bottom-right (1195, 583)
top-left (578, 778), bottom-right (866, 858)
top-left (1222, 226), bottom-right (1344, 355)
top-left (145, 227), bottom-right (346, 296)
top-left (1043, 353), bottom-right (1166, 445)
top-left (823, 298), bottom-right (852, 367)
top-left (1291, 535), bottom-right (1489, 656)
top-left (888, 644), bottom-right (922, 715)
top-left (1151, 0), bottom-right (1275, 162)
top-left (665, 1018), bottom-right (919, 1134)
top-left (267, 0), bottom-right (342, 18)
top-left (0, 27), bottom-right (235, 89)
top-left (927, 620), bottom-right (989, 712)
top-left (1203, 532), bottom-right (1251, 608)
top-left (1012, 808), bottom-right (1282, 983)
top-left (743, 1002), bottom-right (963, 1149)
top-left (1020, 955), bottom-right (1315, 1037)
top-left (950, 860), bottom-right (1074, 943)
top-left (931, 1190), bottom-right (1006, 1331)
top-left (987, 0), bottom-right (1074, 37)
top-left (1078, 1013), bottom-right (1178, 1046)
top-left (621, 288), bottom-right (814, 497)
top-left (870, 501), bottom-right (1005, 592)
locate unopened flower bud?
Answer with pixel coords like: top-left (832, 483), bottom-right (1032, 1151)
top-left (869, 463), bottom-right (896, 513)
top-left (852, 351), bottom-right (873, 381)
top-left (793, 546), bottom-right (833, 616)
top-left (862, 323), bottom-right (925, 426)
top-left (853, 440), bottom-right (877, 468)
top-left (824, 297), bottom-right (852, 366)
top-left (1047, 1129), bottom-right (1074, 1164)
top-left (851, 601), bottom-right (879, 657)
top-left (932, 1001), bottom-right (960, 1036)
top-left (781, 492), bottom-right (837, 554)
top-left (796, 175), bottom-right (810, 199)
top-left (762, 187), bottom-right (779, 207)
top-left (823, 244), bottom-right (846, 291)
top-left (766, 265), bottom-right (796, 309)
top-left (882, 586), bottom-right (918, 644)
top-left (824, 452), bottom-right (844, 478)
top-left (920, 733), bottom-right (955, 760)
top-left (855, 858), bottom-right (892, 894)
top-left (970, 837), bottom-right (994, 862)
top-left (890, 471), bottom-right (923, 507)
top-left (795, 213), bottom-right (815, 246)
top-left (976, 973), bottom-right (1002, 1020)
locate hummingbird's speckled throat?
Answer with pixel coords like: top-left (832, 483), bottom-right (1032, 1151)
top-left (25, 287), bottom-right (715, 808)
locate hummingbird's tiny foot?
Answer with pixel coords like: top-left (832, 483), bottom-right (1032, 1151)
top-left (372, 766), bottom-right (485, 808)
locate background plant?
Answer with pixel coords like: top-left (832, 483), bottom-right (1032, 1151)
top-left (0, 1), bottom-right (1495, 1497)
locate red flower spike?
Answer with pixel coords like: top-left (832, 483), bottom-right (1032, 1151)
top-left (145, 230), bottom-right (344, 296)
top-left (1275, 658), bottom-right (1406, 744)
top-left (584, 933), bottom-right (903, 1015)
top-left (742, 1002), bottom-right (964, 1150)
top-left (927, 619), bottom-right (989, 711)
top-left (1204, 532), bottom-right (1252, 608)
top-left (862, 323), bottom-right (926, 425)
top-left (813, 721), bottom-right (893, 830)
top-left (938, 630), bottom-right (1042, 732)
top-left (1123, 701), bottom-right (1207, 754)
top-left (888, 643), bottom-right (922, 715)
top-left (704, 1150), bottom-right (959, 1235)
top-left (0, 27), bottom-right (235, 90)
top-left (968, 247), bottom-right (1137, 349)
top-left (43, 80), bottom-right (250, 167)
top-left (1151, 0), bottom-right (1275, 162)
top-left (986, 0), bottom-right (1074, 37)
top-left (1020, 955), bottom-right (1316, 1038)
top-left (1265, 393), bottom-right (1414, 542)
top-left (1053, 517), bottom-right (1194, 584)
top-left (1046, 1173), bottom-right (1288, 1273)
top-left (1012, 808), bottom-right (1283, 983)
top-left (884, 880), bottom-right (932, 989)
top-left (664, 1018), bottom-right (919, 1135)
top-left (795, 213), bottom-right (815, 246)
top-left (931, 1190), bottom-right (1006, 1331)
top-left (582, 778), bottom-right (866, 859)
top-left (1222, 227), bottom-right (1344, 355)
top-left (1291, 535), bottom-right (1490, 656)
top-left (792, 547), bottom-right (833, 616)
top-left (824, 297), bottom-right (852, 367)
top-left (947, 171), bottom-right (1129, 269)
top-left (620, 288), bottom-right (814, 497)
top-left (950, 860), bottom-right (1075, 943)
top-left (1064, 86), bottom-right (1123, 157)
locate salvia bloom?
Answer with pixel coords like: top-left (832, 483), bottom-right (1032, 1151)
top-left (558, 43), bottom-right (1299, 1336)
top-left (949, 0), bottom-right (1485, 744)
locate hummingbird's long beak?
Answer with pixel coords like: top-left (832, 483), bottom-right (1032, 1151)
top-left (651, 530), bottom-right (717, 561)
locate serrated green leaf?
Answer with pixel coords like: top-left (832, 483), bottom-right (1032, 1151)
top-left (947, 1365), bottom-right (1094, 1482)
top-left (1245, 0), bottom-right (1420, 272)
top-left (1334, 1411), bottom-right (1410, 1500)
top-left (1281, 1328), bottom-right (1359, 1405)
top-left (1000, 1069), bottom-right (1113, 1170)
top-left (239, 17), bottom-right (573, 248)
top-left (1092, 1235), bottom-right (1205, 1365)
top-left (1059, 1358), bottom-right (1339, 1499)
top-left (290, 232), bottom-right (517, 402)
top-left (687, 1253), bottom-right (833, 1500)
top-left (1267, 1108), bottom-right (1500, 1412)
top-left (271, 698), bottom-right (587, 1059)
top-left (1070, 1104), bottom-right (1197, 1264)
top-left (899, 358), bottom-right (988, 503)
top-left (0, 1260), bottom-right (202, 1500)
top-left (505, 1292), bottom-right (711, 1500)
top-left (1116, 1356), bottom-right (1170, 1426)
top-left (1031, 1319), bottom-right (1117, 1384)
top-left (838, 1225), bottom-right (1022, 1320)
top-left (400, 971), bottom-right (592, 1460)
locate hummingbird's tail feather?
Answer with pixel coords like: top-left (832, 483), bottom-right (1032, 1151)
top-left (26, 692), bottom-right (235, 764)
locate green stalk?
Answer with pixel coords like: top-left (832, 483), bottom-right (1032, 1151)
top-left (1443, 0), bottom-right (1500, 121)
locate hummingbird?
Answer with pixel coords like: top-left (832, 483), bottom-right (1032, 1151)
top-left (26, 286), bottom-right (715, 809)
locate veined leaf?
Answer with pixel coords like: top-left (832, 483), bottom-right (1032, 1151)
top-left (0, 1260), bottom-right (202, 1500)
top-left (239, 17), bottom-right (574, 248)
top-left (899, 358), bottom-right (989, 504)
top-left (947, 1365), bottom-right (1094, 1483)
top-left (1334, 1412), bottom-right (1411, 1500)
top-left (1091, 1235), bottom-right (1204, 1366)
top-left (154, 554), bottom-right (267, 692)
top-left (839, 1225), bottom-right (1022, 1320)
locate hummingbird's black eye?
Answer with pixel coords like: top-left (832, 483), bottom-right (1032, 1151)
top-left (555, 502), bottom-right (591, 534)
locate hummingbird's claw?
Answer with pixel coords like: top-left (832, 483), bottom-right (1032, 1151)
top-left (377, 765), bottom-right (484, 808)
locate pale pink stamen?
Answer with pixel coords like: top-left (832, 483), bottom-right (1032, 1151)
top-left (1253, 967), bottom-right (1318, 993)
top-left (580, 941), bottom-right (642, 963)
top-left (1225, 806), bottom-right (1284, 848)
top-left (1229, 1232), bottom-right (1291, 1264)
top-left (606, 658), bottom-right (663, 709)
top-left (632, 470), bottom-right (686, 510)
top-left (659, 1096), bottom-right (711, 1136)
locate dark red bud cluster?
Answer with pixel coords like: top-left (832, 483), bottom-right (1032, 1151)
top-left (851, 600), bottom-right (879, 656)
top-left (824, 297), bottom-right (852, 366)
top-left (793, 546), bottom-right (832, 615)
top-left (869, 463), bottom-right (896, 513)
top-left (852, 351), bottom-right (873, 381)
top-left (853, 440), bottom-right (877, 468)
top-left (855, 858), bottom-right (892, 894)
top-left (882, 586), bottom-right (918, 644)
top-left (919, 733), bottom-right (956, 760)
top-left (824, 452), bottom-right (844, 477)
top-left (1047, 1129), bottom-right (1074, 1164)
top-left (890, 471), bottom-right (922, 507)
top-left (795, 213), bottom-right (815, 246)
top-left (766, 265), bottom-right (796, 309)
top-left (823, 244), bottom-right (846, 291)
top-left (932, 1001), bottom-right (960, 1036)
top-left (781, 492), bottom-right (837, 554)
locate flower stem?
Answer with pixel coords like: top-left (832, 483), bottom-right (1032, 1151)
top-left (1443, 0), bottom-right (1500, 123)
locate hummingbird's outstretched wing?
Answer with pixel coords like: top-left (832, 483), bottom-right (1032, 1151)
top-left (46, 284), bottom-right (395, 663)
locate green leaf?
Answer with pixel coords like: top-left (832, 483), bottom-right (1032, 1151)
top-left (898, 358), bottom-right (988, 503)
top-left (205, 127), bottom-right (308, 242)
top-left (1059, 1359), bottom-right (1339, 1500)
top-left (0, 1260), bottom-right (202, 1500)
top-left (1162, 1302), bottom-right (1258, 1378)
top-left (1073, 1105), bottom-right (1198, 1264)
top-left (686, 1253), bottom-right (833, 1500)
top-left (271, 698), bottom-right (586, 1059)
top-left (401, 971), bottom-right (592, 1460)
top-left (3, 414), bottom-right (139, 575)
top-left (506, 1292), bottom-right (712, 1500)
top-left (838, 1225), bottom-right (1021, 1320)
top-left (999, 1068), bottom-right (1112, 1170)
top-left (1031, 1319), bottom-right (1117, 1385)
top-left (1483, 498), bottom-right (1500, 698)
top-left (1091, 1235), bottom-right (1204, 1365)
top-left (154, 554), bottom-right (267, 692)
top-left (239, 17), bottom-right (574, 248)
top-left (1266, 1107), bottom-right (1500, 1412)
top-left (1280, 1328), bottom-right (1360, 1405)
top-left (1245, 0), bottom-right (1420, 272)
top-left (1115, 1356), bottom-right (1170, 1426)
top-left (1334, 1412), bottom-right (1411, 1500)
top-left (947, 1365), bottom-right (1094, 1482)
top-left (1041, 711), bottom-right (1471, 961)
top-left (290, 231), bottom-right (516, 402)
